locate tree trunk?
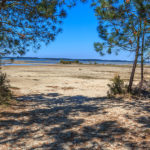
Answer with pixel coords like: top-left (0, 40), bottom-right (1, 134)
top-left (0, 54), bottom-right (1, 71)
top-left (140, 24), bottom-right (146, 90)
top-left (128, 34), bottom-right (140, 93)
top-left (0, 0), bottom-right (7, 10)
top-left (1, 0), bottom-right (7, 7)
top-left (141, 50), bottom-right (144, 84)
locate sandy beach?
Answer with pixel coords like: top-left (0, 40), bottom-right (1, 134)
top-left (0, 64), bottom-right (150, 149)
top-left (2, 64), bottom-right (150, 97)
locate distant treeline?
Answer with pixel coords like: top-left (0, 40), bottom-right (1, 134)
top-left (59, 59), bottom-right (99, 65)
top-left (59, 59), bottom-right (82, 64)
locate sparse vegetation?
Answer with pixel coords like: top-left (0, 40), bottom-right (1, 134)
top-left (132, 80), bottom-right (150, 97)
top-left (74, 60), bottom-right (79, 64)
top-left (60, 59), bottom-right (81, 64)
top-left (93, 0), bottom-right (150, 92)
top-left (60, 60), bottom-right (72, 64)
top-left (61, 87), bottom-right (74, 90)
top-left (75, 75), bottom-right (99, 80)
top-left (94, 61), bottom-right (97, 65)
top-left (0, 72), bottom-right (12, 105)
top-left (107, 75), bottom-right (127, 97)
top-left (107, 74), bottom-right (150, 98)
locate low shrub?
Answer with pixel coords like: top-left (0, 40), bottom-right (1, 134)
top-left (94, 61), bottom-right (97, 65)
top-left (74, 60), bottom-right (79, 64)
top-left (107, 74), bottom-right (126, 97)
top-left (60, 60), bottom-right (72, 64)
top-left (60, 59), bottom-right (81, 64)
top-left (0, 72), bottom-right (12, 104)
top-left (132, 80), bottom-right (150, 97)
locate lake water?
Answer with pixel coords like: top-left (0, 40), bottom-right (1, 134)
top-left (1, 57), bottom-right (150, 66)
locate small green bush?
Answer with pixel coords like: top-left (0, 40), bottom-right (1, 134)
top-left (107, 75), bottom-right (126, 97)
top-left (0, 72), bottom-right (12, 104)
top-left (74, 60), bottom-right (79, 64)
top-left (94, 61), bottom-right (97, 65)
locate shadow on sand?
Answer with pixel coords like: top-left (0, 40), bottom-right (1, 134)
top-left (0, 93), bottom-right (150, 149)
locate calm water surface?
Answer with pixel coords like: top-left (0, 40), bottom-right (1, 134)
top-left (1, 57), bottom-right (150, 66)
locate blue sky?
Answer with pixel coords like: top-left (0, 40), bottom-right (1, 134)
top-left (25, 2), bottom-right (134, 61)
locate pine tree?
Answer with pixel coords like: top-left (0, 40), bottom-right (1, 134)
top-left (0, 0), bottom-right (88, 56)
top-left (0, 0), bottom-right (80, 103)
top-left (92, 0), bottom-right (150, 92)
top-left (136, 0), bottom-right (150, 89)
top-left (0, 0), bottom-right (69, 56)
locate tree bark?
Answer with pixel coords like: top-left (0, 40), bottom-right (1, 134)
top-left (0, 58), bottom-right (1, 68)
top-left (140, 23), bottom-right (146, 90)
top-left (128, 34), bottom-right (140, 93)
top-left (1, 0), bottom-right (7, 7)
top-left (0, 0), bottom-right (7, 11)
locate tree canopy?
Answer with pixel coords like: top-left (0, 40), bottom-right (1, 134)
top-left (93, 0), bottom-right (150, 56)
top-left (0, 0), bottom-right (69, 56)
top-left (0, 0), bottom-right (88, 56)
top-left (92, 0), bottom-right (150, 91)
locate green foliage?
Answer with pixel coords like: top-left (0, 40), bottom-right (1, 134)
top-left (93, 0), bottom-right (150, 92)
top-left (94, 61), bottom-right (97, 65)
top-left (0, 0), bottom-right (74, 56)
top-left (60, 60), bottom-right (72, 64)
top-left (107, 75), bottom-right (126, 97)
top-left (92, 0), bottom-right (150, 56)
top-left (60, 59), bottom-right (81, 64)
top-left (0, 72), bottom-right (12, 104)
top-left (0, 0), bottom-right (89, 56)
top-left (74, 60), bottom-right (79, 64)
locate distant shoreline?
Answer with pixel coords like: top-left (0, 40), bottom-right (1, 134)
top-left (1, 56), bottom-right (134, 62)
top-left (1, 57), bottom-right (150, 66)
